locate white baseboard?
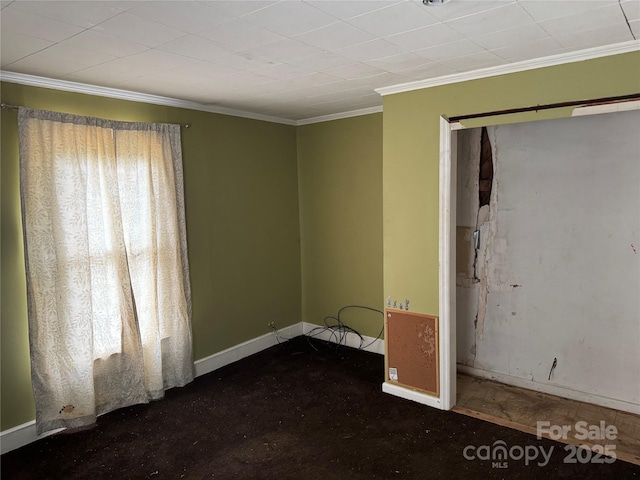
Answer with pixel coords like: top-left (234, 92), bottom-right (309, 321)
top-left (302, 322), bottom-right (385, 355)
top-left (194, 322), bottom-right (302, 377)
top-left (457, 364), bottom-right (640, 415)
top-left (1, 321), bottom-right (384, 454)
top-left (0, 421), bottom-right (63, 456)
top-left (1, 323), bottom-right (303, 455)
top-left (382, 382), bottom-right (443, 409)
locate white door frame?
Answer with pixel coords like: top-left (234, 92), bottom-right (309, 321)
top-left (436, 102), bottom-right (640, 412)
top-left (438, 115), bottom-right (459, 410)
top-left (381, 116), bottom-right (459, 410)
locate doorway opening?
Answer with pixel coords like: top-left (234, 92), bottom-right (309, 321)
top-left (439, 103), bottom-right (640, 465)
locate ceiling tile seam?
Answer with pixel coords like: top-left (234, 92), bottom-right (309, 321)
top-left (440, 1), bottom-right (519, 23)
top-left (6, 2), bottom-right (585, 77)
top-left (138, 2), bottom-right (272, 54)
top-left (398, 41), bottom-right (472, 62)
top-left (127, 11), bottom-right (285, 56)
top-left (303, 0), bottom-right (405, 23)
top-left (379, 20), bottom-right (461, 49)
top-left (619, 0), bottom-right (638, 40)
top-left (237, 1), bottom-right (342, 41)
top-left (303, 86), bottom-right (378, 103)
top-left (533, 4), bottom-right (630, 43)
top-left (235, 33), bottom-right (332, 60)
top-left (399, 39), bottom-right (492, 67)
top-left (516, 0), bottom-right (539, 26)
top-left (221, 0), bottom-right (281, 20)
top-left (294, 4), bottom-right (356, 30)
top-left (6, 2), bottom-right (96, 30)
top-left (290, 23), bottom-right (380, 52)
top-left (518, 0), bottom-right (621, 23)
top-left (1, 41), bottom-right (59, 70)
top-left (490, 7), bottom-right (630, 50)
top-left (152, 40), bottom-right (272, 76)
top-left (442, 12), bottom-right (534, 46)
top-left (29, 42), bottom-right (158, 82)
top-left (541, 23), bottom-right (633, 51)
top-left (110, 6), bottom-right (279, 56)
top-left (7, 9), bottom-right (169, 73)
top-left (1, 15), bottom-right (82, 47)
top-left (4, 54), bottom-right (88, 80)
top-left (153, 32), bottom-right (247, 60)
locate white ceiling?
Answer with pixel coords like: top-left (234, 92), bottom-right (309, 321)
top-left (1, 0), bottom-right (638, 123)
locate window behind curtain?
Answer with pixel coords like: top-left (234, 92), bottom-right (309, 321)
top-left (18, 107), bottom-right (194, 435)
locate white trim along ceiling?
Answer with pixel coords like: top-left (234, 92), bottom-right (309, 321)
top-left (1, 0), bottom-right (639, 124)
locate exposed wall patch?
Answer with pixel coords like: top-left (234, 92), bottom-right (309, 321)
top-left (479, 127), bottom-right (494, 207)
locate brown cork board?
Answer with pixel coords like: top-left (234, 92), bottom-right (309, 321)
top-left (385, 310), bottom-right (439, 396)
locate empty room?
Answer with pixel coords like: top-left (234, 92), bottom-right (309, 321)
top-left (1, 1), bottom-right (639, 478)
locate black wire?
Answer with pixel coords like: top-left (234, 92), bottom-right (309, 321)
top-left (305, 305), bottom-right (384, 352)
top-left (269, 305), bottom-right (385, 352)
top-left (361, 323), bottom-right (385, 350)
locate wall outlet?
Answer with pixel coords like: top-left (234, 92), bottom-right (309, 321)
top-left (386, 297), bottom-right (410, 311)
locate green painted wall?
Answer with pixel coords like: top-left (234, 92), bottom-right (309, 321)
top-left (3, 51), bottom-right (638, 433)
top-left (383, 52), bottom-right (640, 316)
top-left (297, 114), bottom-right (384, 338)
top-left (0, 82), bottom-right (301, 430)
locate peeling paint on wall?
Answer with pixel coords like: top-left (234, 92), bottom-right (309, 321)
top-left (456, 110), bottom-right (640, 409)
top-left (455, 128), bottom-right (480, 366)
top-left (456, 127), bottom-right (496, 360)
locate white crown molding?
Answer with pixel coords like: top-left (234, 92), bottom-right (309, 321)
top-left (3, 40), bottom-right (637, 126)
top-left (0, 71), bottom-right (297, 126)
top-left (376, 40), bottom-right (640, 97)
top-left (296, 105), bottom-right (383, 126)
top-left (0, 70), bottom-right (380, 126)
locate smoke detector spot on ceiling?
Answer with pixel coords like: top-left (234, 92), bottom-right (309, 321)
top-left (423, 0), bottom-right (451, 5)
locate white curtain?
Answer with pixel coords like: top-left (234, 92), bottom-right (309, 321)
top-left (18, 107), bottom-right (194, 435)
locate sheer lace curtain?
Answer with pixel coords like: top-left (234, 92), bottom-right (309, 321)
top-left (18, 107), bottom-right (194, 435)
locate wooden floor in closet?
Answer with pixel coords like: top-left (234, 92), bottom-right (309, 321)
top-left (454, 373), bottom-right (640, 465)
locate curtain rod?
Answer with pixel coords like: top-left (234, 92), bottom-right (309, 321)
top-left (447, 93), bottom-right (640, 123)
top-left (1, 103), bottom-right (190, 128)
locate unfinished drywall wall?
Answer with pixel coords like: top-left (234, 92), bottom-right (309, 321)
top-left (456, 109), bottom-right (640, 409)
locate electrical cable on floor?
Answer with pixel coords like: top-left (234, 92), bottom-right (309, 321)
top-left (268, 305), bottom-right (384, 352)
top-left (307, 305), bottom-right (384, 352)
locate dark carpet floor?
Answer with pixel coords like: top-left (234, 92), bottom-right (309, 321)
top-left (2, 336), bottom-right (639, 480)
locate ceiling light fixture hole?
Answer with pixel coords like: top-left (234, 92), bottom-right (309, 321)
top-left (423, 0), bottom-right (451, 5)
